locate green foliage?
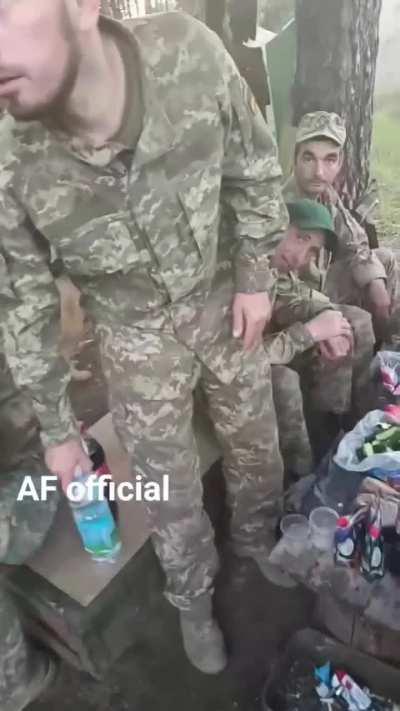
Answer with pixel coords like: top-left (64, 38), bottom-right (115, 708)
top-left (372, 93), bottom-right (400, 244)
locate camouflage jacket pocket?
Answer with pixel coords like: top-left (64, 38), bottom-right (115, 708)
top-left (178, 168), bottom-right (221, 264)
top-left (56, 213), bottom-right (143, 276)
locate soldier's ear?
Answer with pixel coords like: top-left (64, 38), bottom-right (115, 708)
top-left (338, 150), bottom-right (344, 169)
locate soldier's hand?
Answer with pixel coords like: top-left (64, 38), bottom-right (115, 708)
top-left (319, 334), bottom-right (353, 362)
top-left (45, 438), bottom-right (93, 493)
top-left (306, 310), bottom-right (353, 343)
top-left (232, 292), bottom-right (272, 351)
top-left (367, 279), bottom-right (391, 324)
top-left (318, 184), bottom-right (338, 207)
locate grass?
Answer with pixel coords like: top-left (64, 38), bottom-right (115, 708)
top-left (371, 92), bottom-right (400, 245)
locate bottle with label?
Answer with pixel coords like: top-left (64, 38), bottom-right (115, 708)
top-left (82, 430), bottom-right (119, 523)
top-left (69, 471), bottom-right (122, 562)
top-left (361, 498), bottom-right (385, 582)
top-left (335, 516), bottom-right (356, 566)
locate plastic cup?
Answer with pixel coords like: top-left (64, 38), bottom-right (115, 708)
top-left (280, 514), bottom-right (310, 542)
top-left (309, 506), bottom-right (339, 552)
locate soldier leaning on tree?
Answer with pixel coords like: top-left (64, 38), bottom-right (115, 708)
top-left (284, 111), bottom-right (400, 342)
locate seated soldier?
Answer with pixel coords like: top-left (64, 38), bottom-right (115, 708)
top-left (283, 111), bottom-right (399, 341)
top-left (0, 351), bottom-right (58, 711)
top-left (267, 200), bottom-right (376, 461)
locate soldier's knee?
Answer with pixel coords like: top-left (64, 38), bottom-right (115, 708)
top-left (339, 305), bottom-right (375, 348)
top-left (272, 365), bottom-right (300, 390)
top-left (272, 366), bottom-right (303, 414)
top-left (375, 247), bottom-right (396, 275)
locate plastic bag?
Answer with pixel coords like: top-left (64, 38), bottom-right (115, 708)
top-left (371, 351), bottom-right (400, 408)
top-left (334, 410), bottom-right (400, 473)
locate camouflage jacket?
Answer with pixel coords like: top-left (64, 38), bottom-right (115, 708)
top-left (0, 351), bottom-right (41, 473)
top-left (0, 12), bottom-right (287, 447)
top-left (283, 176), bottom-right (386, 290)
top-left (265, 272), bottom-right (336, 365)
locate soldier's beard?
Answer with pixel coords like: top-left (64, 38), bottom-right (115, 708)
top-left (8, 9), bottom-right (81, 126)
top-left (9, 56), bottom-right (80, 125)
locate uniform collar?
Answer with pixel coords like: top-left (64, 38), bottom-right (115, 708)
top-left (51, 14), bottom-right (177, 168)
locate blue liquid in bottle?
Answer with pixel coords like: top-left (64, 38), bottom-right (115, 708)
top-left (69, 473), bottom-right (121, 562)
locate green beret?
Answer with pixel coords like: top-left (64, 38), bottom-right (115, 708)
top-left (286, 199), bottom-right (337, 252)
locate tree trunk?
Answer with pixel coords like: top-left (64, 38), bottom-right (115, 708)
top-left (293, 0), bottom-right (382, 208)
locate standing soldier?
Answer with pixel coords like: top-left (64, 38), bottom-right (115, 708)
top-left (0, 2), bottom-right (288, 676)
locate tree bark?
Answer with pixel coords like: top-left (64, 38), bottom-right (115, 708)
top-left (293, 0), bottom-right (382, 207)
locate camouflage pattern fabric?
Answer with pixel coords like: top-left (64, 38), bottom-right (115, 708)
top-left (271, 366), bottom-right (313, 477)
top-left (0, 12), bottom-right (287, 449)
top-left (0, 352), bottom-right (59, 707)
top-left (324, 247), bottom-right (400, 343)
top-left (103, 332), bottom-right (283, 609)
top-left (267, 276), bottom-right (375, 421)
top-left (0, 13), bottom-right (287, 608)
top-left (0, 352), bottom-right (41, 473)
top-left (0, 468), bottom-right (57, 709)
top-left (284, 176), bottom-right (387, 291)
top-left (295, 111), bottom-right (347, 149)
top-left (0, 582), bottom-right (33, 711)
top-left (304, 304), bottom-right (375, 418)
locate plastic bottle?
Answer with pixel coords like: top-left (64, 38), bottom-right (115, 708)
top-left (69, 471), bottom-right (122, 562)
top-left (335, 516), bottom-right (357, 566)
top-left (361, 499), bottom-right (385, 582)
top-left (82, 430), bottom-right (119, 523)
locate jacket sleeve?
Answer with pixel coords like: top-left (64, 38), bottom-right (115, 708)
top-left (265, 273), bottom-right (337, 365)
top-left (333, 199), bottom-right (386, 289)
top-left (218, 44), bottom-right (288, 294)
top-left (264, 323), bottom-right (316, 365)
top-left (0, 189), bottom-right (79, 449)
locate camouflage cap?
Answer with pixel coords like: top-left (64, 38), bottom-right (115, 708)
top-left (286, 199), bottom-right (337, 252)
top-left (295, 111), bottom-right (346, 148)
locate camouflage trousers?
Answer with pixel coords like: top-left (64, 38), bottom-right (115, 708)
top-left (325, 247), bottom-right (400, 341)
top-left (299, 304), bottom-right (376, 419)
top-left (0, 465), bottom-right (59, 708)
top-left (271, 366), bottom-right (313, 477)
top-left (101, 332), bottom-right (283, 610)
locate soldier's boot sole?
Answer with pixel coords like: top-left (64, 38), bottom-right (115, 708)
top-left (179, 609), bottom-right (227, 674)
top-left (4, 651), bottom-right (57, 711)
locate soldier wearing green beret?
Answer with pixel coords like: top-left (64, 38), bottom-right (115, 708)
top-left (284, 111), bottom-right (399, 342)
top-left (268, 199), bottom-right (375, 477)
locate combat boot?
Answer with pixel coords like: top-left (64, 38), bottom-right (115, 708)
top-left (179, 593), bottom-right (227, 674)
top-left (4, 650), bottom-right (57, 711)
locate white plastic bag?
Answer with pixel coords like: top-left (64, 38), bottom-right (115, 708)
top-left (334, 409), bottom-right (400, 473)
top-left (371, 350), bottom-right (400, 395)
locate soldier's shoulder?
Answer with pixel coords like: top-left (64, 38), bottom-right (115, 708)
top-left (124, 12), bottom-right (228, 81)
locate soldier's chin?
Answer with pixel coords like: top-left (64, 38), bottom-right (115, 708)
top-left (6, 97), bottom-right (54, 122)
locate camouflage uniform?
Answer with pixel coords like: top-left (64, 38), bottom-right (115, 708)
top-left (266, 273), bottom-right (375, 472)
top-left (271, 366), bottom-right (313, 477)
top-left (0, 352), bottom-right (59, 709)
top-left (284, 112), bottom-right (400, 327)
top-left (0, 13), bottom-right (288, 609)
